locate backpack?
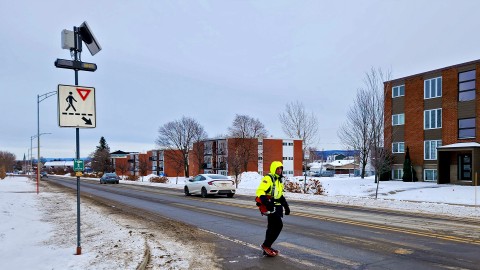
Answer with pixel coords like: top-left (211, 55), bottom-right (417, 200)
top-left (255, 174), bottom-right (276, 216)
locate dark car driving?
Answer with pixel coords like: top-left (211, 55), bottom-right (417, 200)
top-left (100, 173), bottom-right (120, 184)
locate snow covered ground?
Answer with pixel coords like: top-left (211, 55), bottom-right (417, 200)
top-left (1, 173), bottom-right (480, 269)
top-left (0, 176), bottom-right (215, 270)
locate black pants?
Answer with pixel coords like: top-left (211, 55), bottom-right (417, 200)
top-left (263, 205), bottom-right (283, 247)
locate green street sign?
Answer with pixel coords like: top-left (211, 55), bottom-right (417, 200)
top-left (74, 159), bottom-right (84, 172)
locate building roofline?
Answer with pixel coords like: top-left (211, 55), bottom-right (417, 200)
top-left (385, 58), bottom-right (480, 84)
top-left (203, 137), bottom-right (302, 141)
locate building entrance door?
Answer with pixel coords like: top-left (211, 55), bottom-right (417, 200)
top-left (458, 154), bottom-right (472, 181)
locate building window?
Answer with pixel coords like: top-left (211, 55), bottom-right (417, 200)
top-left (392, 142), bottom-right (405, 153)
top-left (424, 169), bottom-right (438, 182)
top-left (288, 143), bottom-right (294, 146)
top-left (392, 114), bottom-right (405, 126)
top-left (258, 141), bottom-right (263, 145)
top-left (282, 142), bottom-right (288, 146)
top-left (392, 85), bottom-right (405, 98)
top-left (282, 157), bottom-right (288, 160)
top-left (424, 140), bottom-right (442, 160)
top-left (424, 109), bottom-right (442, 129)
top-left (392, 169), bottom-right (403, 180)
top-left (458, 118), bottom-right (475, 139)
top-left (459, 70), bottom-right (476, 101)
top-left (258, 156), bottom-right (263, 161)
top-left (424, 77), bottom-right (442, 99)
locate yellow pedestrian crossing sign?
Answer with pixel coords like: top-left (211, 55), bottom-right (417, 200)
top-left (58, 84), bottom-right (96, 128)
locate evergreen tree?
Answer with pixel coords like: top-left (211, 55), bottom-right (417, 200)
top-left (90, 137), bottom-right (112, 173)
top-left (402, 146), bottom-right (413, 182)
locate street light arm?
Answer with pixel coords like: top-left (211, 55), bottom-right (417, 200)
top-left (38, 91), bottom-right (57, 103)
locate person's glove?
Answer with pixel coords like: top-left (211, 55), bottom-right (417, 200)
top-left (284, 204), bottom-right (290, 215)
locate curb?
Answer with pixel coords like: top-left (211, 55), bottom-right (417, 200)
top-left (136, 240), bottom-right (151, 270)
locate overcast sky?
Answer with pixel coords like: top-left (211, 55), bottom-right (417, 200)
top-left (2, 0), bottom-right (480, 160)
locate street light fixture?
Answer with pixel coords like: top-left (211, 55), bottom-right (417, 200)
top-left (37, 91), bottom-right (56, 194)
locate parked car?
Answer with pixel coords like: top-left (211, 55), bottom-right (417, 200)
top-left (100, 173), bottom-right (120, 184)
top-left (184, 174), bottom-right (236, 198)
top-left (312, 171), bottom-right (334, 177)
top-left (40, 171), bottom-right (48, 178)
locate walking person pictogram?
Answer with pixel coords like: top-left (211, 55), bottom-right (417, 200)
top-left (66, 92), bottom-right (77, 111)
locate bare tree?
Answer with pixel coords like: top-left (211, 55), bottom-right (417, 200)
top-left (228, 114), bottom-right (268, 139)
top-left (228, 114), bottom-right (267, 174)
top-left (0, 151), bottom-right (16, 173)
top-left (338, 89), bottom-right (373, 179)
top-left (365, 68), bottom-right (393, 194)
top-left (279, 101), bottom-right (319, 191)
top-left (227, 148), bottom-right (244, 188)
top-left (279, 101), bottom-right (319, 149)
top-left (338, 67), bottom-right (391, 183)
top-left (156, 116), bottom-right (207, 178)
top-left (138, 155), bottom-right (149, 182)
top-left (116, 159), bottom-right (129, 179)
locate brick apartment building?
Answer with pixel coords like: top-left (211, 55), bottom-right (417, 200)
top-left (111, 149), bottom-right (186, 177)
top-left (193, 137), bottom-right (303, 177)
top-left (147, 149), bottom-right (185, 177)
top-left (111, 138), bottom-right (303, 178)
top-left (385, 59), bottom-right (480, 185)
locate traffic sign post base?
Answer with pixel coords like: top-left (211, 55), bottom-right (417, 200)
top-left (75, 246), bottom-right (82, 255)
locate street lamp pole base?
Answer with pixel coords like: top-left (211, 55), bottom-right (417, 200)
top-left (75, 246), bottom-right (82, 255)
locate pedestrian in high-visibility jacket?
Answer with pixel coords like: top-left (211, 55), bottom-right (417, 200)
top-left (256, 161), bottom-right (290, 257)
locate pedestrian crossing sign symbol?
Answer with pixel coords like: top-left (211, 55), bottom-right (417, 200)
top-left (57, 84), bottom-right (96, 128)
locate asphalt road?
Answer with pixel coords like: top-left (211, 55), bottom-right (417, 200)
top-left (46, 176), bottom-right (480, 269)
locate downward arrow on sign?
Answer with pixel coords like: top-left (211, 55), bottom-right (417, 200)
top-left (82, 117), bottom-right (92, 125)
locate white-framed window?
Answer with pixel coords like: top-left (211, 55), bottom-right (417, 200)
top-left (424, 77), bottom-right (442, 99)
top-left (424, 109), bottom-right (442, 129)
top-left (392, 85), bottom-right (405, 98)
top-left (424, 169), bottom-right (438, 181)
top-left (392, 113), bottom-right (405, 126)
top-left (392, 142), bottom-right (405, 153)
top-left (392, 169), bottom-right (403, 180)
top-left (424, 140), bottom-right (442, 160)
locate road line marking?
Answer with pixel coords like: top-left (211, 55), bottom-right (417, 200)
top-left (277, 242), bottom-right (362, 267)
top-left (198, 228), bottom-right (317, 268)
top-left (171, 202), bottom-right (246, 219)
top-left (177, 198), bottom-right (480, 245)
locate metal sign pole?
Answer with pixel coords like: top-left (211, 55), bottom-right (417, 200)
top-left (74, 26), bottom-right (82, 256)
top-left (57, 21), bottom-right (100, 256)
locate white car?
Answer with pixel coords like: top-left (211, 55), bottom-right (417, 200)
top-left (184, 174), bottom-right (236, 198)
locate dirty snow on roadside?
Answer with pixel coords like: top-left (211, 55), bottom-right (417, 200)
top-left (0, 177), bottom-right (217, 270)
